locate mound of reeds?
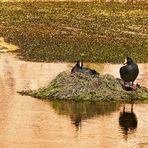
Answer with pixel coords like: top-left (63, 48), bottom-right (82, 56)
top-left (19, 72), bottom-right (148, 101)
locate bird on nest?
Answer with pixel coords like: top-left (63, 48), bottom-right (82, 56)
top-left (71, 60), bottom-right (99, 75)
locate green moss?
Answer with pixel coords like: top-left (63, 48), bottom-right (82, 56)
top-left (19, 72), bottom-right (148, 102)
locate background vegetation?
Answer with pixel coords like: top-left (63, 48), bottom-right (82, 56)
top-left (0, 1), bottom-right (147, 63)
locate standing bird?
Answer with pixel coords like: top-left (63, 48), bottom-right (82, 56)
top-left (120, 57), bottom-right (139, 90)
top-left (71, 60), bottom-right (99, 75)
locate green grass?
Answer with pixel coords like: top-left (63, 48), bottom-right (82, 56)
top-left (0, 1), bottom-right (148, 63)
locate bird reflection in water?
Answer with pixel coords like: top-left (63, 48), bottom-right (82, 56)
top-left (119, 104), bottom-right (138, 140)
top-left (71, 115), bottom-right (82, 135)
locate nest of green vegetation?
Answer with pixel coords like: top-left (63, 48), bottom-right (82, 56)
top-left (20, 72), bottom-right (148, 102)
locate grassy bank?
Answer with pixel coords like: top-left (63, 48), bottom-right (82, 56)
top-left (0, 1), bottom-right (148, 63)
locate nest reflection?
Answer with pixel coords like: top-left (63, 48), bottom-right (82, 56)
top-left (51, 100), bottom-right (120, 132)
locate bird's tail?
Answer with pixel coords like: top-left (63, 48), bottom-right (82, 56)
top-left (92, 70), bottom-right (100, 75)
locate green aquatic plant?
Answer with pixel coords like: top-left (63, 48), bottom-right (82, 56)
top-left (0, 2), bottom-right (148, 63)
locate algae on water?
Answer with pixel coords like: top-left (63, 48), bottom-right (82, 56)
top-left (20, 72), bottom-right (148, 101)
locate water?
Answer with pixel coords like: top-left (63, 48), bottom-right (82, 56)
top-left (0, 53), bottom-right (148, 148)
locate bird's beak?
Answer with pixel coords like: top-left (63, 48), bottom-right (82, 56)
top-left (123, 58), bottom-right (127, 65)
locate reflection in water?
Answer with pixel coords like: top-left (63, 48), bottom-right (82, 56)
top-left (0, 53), bottom-right (147, 148)
top-left (119, 104), bottom-right (138, 140)
top-left (51, 100), bottom-right (120, 133)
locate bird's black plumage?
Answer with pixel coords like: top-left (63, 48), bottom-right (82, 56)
top-left (120, 57), bottom-right (139, 85)
top-left (71, 60), bottom-right (99, 75)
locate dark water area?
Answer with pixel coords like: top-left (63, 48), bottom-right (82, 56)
top-left (0, 53), bottom-right (147, 148)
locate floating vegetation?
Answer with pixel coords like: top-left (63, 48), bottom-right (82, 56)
top-left (0, 2), bottom-right (148, 63)
top-left (19, 72), bottom-right (148, 102)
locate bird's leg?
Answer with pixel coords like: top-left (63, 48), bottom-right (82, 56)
top-left (123, 104), bottom-right (125, 112)
top-left (123, 81), bottom-right (125, 90)
top-left (131, 104), bottom-right (133, 113)
top-left (132, 82), bottom-right (135, 91)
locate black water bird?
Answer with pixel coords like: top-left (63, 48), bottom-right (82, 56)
top-left (120, 57), bottom-right (139, 90)
top-left (71, 60), bottom-right (99, 75)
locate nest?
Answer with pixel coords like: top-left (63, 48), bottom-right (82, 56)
top-left (20, 72), bottom-right (148, 102)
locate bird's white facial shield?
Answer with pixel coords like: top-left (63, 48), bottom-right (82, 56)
top-left (123, 58), bottom-right (127, 65)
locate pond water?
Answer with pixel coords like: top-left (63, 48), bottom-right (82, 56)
top-left (0, 53), bottom-right (147, 148)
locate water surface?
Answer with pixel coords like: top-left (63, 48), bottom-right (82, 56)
top-left (0, 53), bottom-right (148, 148)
